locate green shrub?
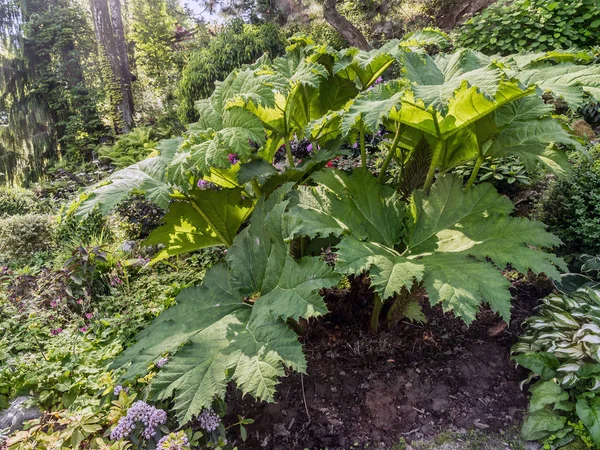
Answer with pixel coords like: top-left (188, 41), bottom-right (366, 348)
top-left (0, 214), bottom-right (56, 264)
top-left (0, 186), bottom-right (44, 217)
top-left (176, 19), bottom-right (286, 123)
top-left (537, 147), bottom-right (600, 256)
top-left (513, 289), bottom-right (600, 447)
top-left (456, 0), bottom-right (600, 55)
top-left (98, 127), bottom-right (158, 169)
top-left (55, 209), bottom-right (111, 248)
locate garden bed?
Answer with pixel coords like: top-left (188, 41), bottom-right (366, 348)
top-left (227, 276), bottom-right (553, 449)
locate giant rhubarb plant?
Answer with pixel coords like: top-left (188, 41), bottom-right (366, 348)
top-left (98, 40), bottom-right (600, 423)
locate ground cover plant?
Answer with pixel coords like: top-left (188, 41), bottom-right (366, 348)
top-left (68, 33), bottom-right (600, 442)
top-left (456, 0), bottom-right (600, 55)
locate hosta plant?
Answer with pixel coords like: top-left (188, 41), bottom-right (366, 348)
top-left (513, 288), bottom-right (600, 448)
top-left (555, 254), bottom-right (600, 295)
top-left (101, 43), bottom-right (600, 425)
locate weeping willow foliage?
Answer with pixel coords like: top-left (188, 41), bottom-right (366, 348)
top-left (0, 0), bottom-right (103, 185)
top-left (0, 0), bottom-right (52, 184)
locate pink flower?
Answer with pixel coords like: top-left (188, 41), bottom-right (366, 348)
top-left (50, 301), bottom-right (57, 308)
top-left (50, 328), bottom-right (63, 336)
top-left (228, 153), bottom-right (239, 165)
top-left (79, 326), bottom-right (88, 333)
top-left (326, 161), bottom-right (335, 168)
top-left (85, 313), bottom-right (93, 319)
top-left (76, 299), bottom-right (83, 305)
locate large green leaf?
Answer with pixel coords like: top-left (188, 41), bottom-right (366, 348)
top-left (291, 168), bottom-right (406, 247)
top-left (515, 64), bottom-right (600, 107)
top-left (577, 396), bottom-right (600, 445)
top-left (111, 264), bottom-right (247, 379)
top-left (75, 138), bottom-right (181, 217)
top-left (144, 188), bottom-right (254, 262)
top-left (341, 82), bottom-right (403, 137)
top-left (292, 171), bottom-right (564, 324)
top-left (334, 40), bottom-right (401, 89)
top-left (485, 96), bottom-right (576, 175)
top-left (522, 409), bottom-right (568, 441)
top-left (114, 187), bottom-right (338, 422)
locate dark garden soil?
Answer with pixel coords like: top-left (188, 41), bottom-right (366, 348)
top-left (226, 275), bottom-right (554, 450)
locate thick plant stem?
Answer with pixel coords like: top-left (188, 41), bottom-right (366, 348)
top-left (423, 140), bottom-right (444, 192)
top-left (377, 126), bottom-right (402, 183)
top-left (466, 156), bottom-right (484, 189)
top-left (370, 293), bottom-right (384, 333)
top-left (284, 136), bottom-right (295, 168)
top-left (360, 125), bottom-right (367, 168)
top-left (287, 318), bottom-right (306, 336)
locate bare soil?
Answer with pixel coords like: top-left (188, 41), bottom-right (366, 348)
top-left (226, 275), bottom-right (554, 449)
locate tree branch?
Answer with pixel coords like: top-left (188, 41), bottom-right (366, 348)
top-left (322, 0), bottom-right (371, 50)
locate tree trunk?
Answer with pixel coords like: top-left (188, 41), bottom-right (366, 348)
top-left (89, 0), bottom-right (134, 133)
top-left (323, 0), bottom-right (371, 50)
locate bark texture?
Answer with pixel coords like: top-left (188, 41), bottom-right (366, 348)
top-left (89, 0), bottom-right (134, 132)
top-left (322, 0), bottom-right (371, 50)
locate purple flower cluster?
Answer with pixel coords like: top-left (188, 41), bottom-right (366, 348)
top-left (156, 357), bottom-right (169, 369)
top-left (157, 431), bottom-right (190, 450)
top-left (110, 400), bottom-right (167, 441)
top-left (198, 408), bottom-right (221, 432)
top-left (50, 328), bottom-right (63, 336)
top-left (228, 153), bottom-right (239, 165)
top-left (113, 385), bottom-right (128, 396)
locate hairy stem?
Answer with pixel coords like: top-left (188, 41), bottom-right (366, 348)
top-left (377, 125), bottom-right (403, 184)
top-left (284, 135), bottom-right (295, 168)
top-left (370, 293), bottom-right (384, 333)
top-left (423, 140), bottom-right (444, 192)
top-left (360, 124), bottom-right (367, 168)
top-left (466, 156), bottom-right (485, 189)
top-left (287, 318), bottom-right (306, 336)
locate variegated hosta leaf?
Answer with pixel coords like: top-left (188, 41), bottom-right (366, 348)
top-left (113, 187), bottom-right (339, 423)
top-left (513, 289), bottom-right (600, 438)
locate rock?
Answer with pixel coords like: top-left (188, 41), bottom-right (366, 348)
top-left (118, 240), bottom-right (137, 253)
top-left (524, 442), bottom-right (541, 450)
top-left (0, 397), bottom-right (43, 433)
top-left (571, 119), bottom-right (596, 140)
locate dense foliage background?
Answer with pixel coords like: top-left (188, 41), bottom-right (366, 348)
top-left (1, 0), bottom-right (600, 449)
